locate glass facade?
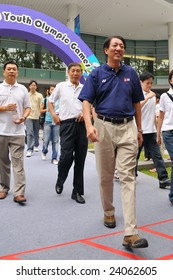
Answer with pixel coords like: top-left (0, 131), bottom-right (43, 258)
top-left (0, 35), bottom-right (169, 88)
top-left (0, 37), bottom-right (65, 70)
top-left (81, 34), bottom-right (169, 79)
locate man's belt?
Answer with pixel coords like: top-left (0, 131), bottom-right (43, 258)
top-left (61, 118), bottom-right (84, 123)
top-left (97, 114), bottom-right (133, 124)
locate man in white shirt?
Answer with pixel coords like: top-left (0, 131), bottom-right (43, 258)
top-left (136, 71), bottom-right (170, 189)
top-left (48, 63), bottom-right (88, 203)
top-left (0, 60), bottom-right (31, 203)
top-left (157, 70), bottom-right (173, 205)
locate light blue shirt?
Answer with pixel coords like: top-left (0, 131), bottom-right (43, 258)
top-left (42, 97), bottom-right (59, 123)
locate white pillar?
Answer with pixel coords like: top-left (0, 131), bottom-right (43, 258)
top-left (168, 22), bottom-right (173, 71)
top-left (66, 3), bottom-right (78, 31)
top-left (65, 4), bottom-right (78, 80)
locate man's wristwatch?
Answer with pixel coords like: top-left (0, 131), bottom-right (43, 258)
top-left (138, 129), bottom-right (143, 133)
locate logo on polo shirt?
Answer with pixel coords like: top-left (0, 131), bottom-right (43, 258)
top-left (124, 77), bottom-right (130, 82)
top-left (102, 79), bottom-right (106, 83)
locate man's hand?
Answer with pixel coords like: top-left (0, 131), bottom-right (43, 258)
top-left (146, 91), bottom-right (155, 100)
top-left (7, 103), bottom-right (17, 111)
top-left (13, 117), bottom-right (25, 124)
top-left (77, 113), bottom-right (84, 122)
top-left (157, 133), bottom-right (161, 145)
top-left (138, 131), bottom-right (143, 147)
top-left (53, 114), bottom-right (60, 125)
top-left (86, 125), bottom-right (99, 142)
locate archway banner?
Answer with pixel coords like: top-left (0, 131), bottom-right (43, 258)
top-left (0, 4), bottom-right (100, 80)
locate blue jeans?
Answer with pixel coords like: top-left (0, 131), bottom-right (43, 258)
top-left (162, 130), bottom-right (173, 202)
top-left (42, 122), bottom-right (60, 160)
top-left (25, 119), bottom-right (40, 151)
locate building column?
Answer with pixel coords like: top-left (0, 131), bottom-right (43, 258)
top-left (65, 4), bottom-right (78, 79)
top-left (168, 22), bottom-right (173, 71)
top-left (66, 4), bottom-right (78, 31)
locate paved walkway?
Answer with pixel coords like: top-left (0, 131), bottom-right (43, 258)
top-left (0, 144), bottom-right (173, 260)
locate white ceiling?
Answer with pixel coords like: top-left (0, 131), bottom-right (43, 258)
top-left (1, 0), bottom-right (173, 40)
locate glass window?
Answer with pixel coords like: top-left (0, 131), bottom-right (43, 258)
top-left (0, 35), bottom-right (169, 82)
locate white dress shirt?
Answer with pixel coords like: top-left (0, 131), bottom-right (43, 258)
top-left (49, 80), bottom-right (83, 121)
top-left (159, 87), bottom-right (173, 131)
top-left (141, 91), bottom-right (156, 134)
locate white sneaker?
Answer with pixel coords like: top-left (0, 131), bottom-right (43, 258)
top-left (34, 146), bottom-right (39, 152)
top-left (52, 159), bottom-right (58, 165)
top-left (26, 150), bottom-right (32, 157)
top-left (42, 153), bottom-right (46, 160)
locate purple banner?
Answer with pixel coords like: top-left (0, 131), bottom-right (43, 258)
top-left (0, 4), bottom-right (100, 80)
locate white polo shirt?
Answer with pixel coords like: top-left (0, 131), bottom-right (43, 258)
top-left (141, 91), bottom-right (156, 134)
top-left (49, 80), bottom-right (83, 121)
top-left (159, 88), bottom-right (173, 131)
top-left (0, 81), bottom-right (31, 136)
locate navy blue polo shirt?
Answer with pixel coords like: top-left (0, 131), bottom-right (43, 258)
top-left (78, 63), bottom-right (144, 118)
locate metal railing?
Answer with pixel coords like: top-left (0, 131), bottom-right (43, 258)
top-left (0, 66), bottom-right (169, 87)
top-left (0, 67), bottom-right (66, 82)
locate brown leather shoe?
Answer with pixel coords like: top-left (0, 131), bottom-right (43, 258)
top-left (123, 234), bottom-right (149, 248)
top-left (0, 192), bottom-right (8, 199)
top-left (13, 195), bottom-right (27, 203)
top-left (104, 214), bottom-right (116, 228)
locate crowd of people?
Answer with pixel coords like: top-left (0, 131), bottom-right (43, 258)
top-left (0, 35), bottom-right (173, 250)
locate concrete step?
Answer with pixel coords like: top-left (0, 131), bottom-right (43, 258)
top-left (138, 159), bottom-right (171, 170)
top-left (88, 149), bottom-right (171, 170)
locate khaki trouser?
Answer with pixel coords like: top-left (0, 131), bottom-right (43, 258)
top-left (94, 117), bottom-right (138, 236)
top-left (0, 135), bottom-right (26, 197)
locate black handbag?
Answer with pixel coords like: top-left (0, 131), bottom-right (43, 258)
top-left (39, 98), bottom-right (47, 126)
top-left (39, 113), bottom-right (45, 126)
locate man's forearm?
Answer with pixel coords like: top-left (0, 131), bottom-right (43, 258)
top-left (82, 100), bottom-right (92, 128)
top-left (48, 102), bottom-right (55, 116)
top-left (134, 102), bottom-right (142, 131)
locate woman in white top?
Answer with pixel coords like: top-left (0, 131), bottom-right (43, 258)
top-left (157, 70), bottom-right (173, 206)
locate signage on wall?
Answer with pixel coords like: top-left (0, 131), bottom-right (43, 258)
top-left (74, 14), bottom-right (80, 37)
top-left (0, 4), bottom-right (100, 81)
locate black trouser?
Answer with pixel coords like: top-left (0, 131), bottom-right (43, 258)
top-left (57, 119), bottom-right (88, 195)
top-left (136, 133), bottom-right (168, 180)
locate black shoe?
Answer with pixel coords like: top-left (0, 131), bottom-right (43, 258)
top-left (71, 192), bottom-right (85, 204)
top-left (159, 179), bottom-right (171, 189)
top-left (55, 181), bottom-right (63, 194)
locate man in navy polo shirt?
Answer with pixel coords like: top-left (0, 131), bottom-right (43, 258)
top-left (79, 35), bottom-right (149, 249)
